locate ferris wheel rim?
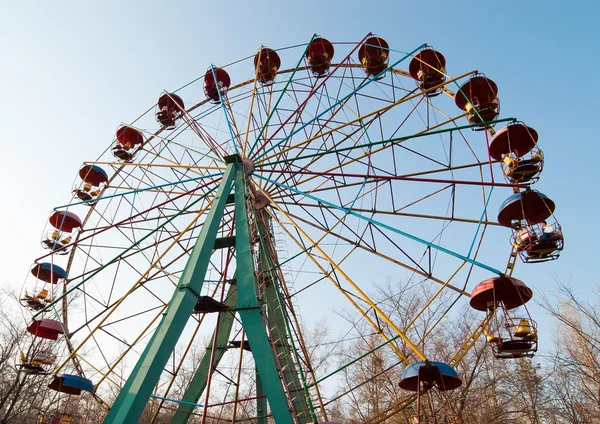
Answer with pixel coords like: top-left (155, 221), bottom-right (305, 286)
top-left (26, 35), bottom-right (531, 423)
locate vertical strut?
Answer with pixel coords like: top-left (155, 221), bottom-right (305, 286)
top-left (234, 165), bottom-right (296, 424)
top-left (256, 370), bottom-right (267, 424)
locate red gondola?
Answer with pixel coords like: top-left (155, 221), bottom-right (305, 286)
top-left (156, 93), bottom-right (184, 128)
top-left (409, 47), bottom-right (446, 95)
top-left (74, 165), bottom-right (108, 204)
top-left (203, 67), bottom-right (231, 103)
top-left (497, 190), bottom-right (555, 228)
top-left (43, 211), bottom-right (82, 253)
top-left (491, 123), bottom-right (544, 184)
top-left (27, 319), bottom-right (66, 340)
top-left (306, 37), bottom-right (334, 77)
top-left (113, 126), bottom-right (144, 162)
top-left (455, 74), bottom-right (499, 129)
top-left (49, 211), bottom-right (81, 233)
top-left (470, 276), bottom-right (532, 311)
top-left (254, 47), bottom-right (281, 84)
top-left (471, 276), bottom-right (538, 359)
top-left (358, 36), bottom-right (389, 76)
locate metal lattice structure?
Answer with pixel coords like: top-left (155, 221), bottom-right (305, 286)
top-left (20, 33), bottom-right (557, 423)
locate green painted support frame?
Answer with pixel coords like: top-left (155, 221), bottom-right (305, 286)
top-left (255, 211), bottom-right (313, 422)
top-left (234, 164), bottom-right (295, 424)
top-left (103, 164), bottom-right (236, 424)
top-left (102, 161), bottom-right (301, 424)
top-left (256, 369), bottom-right (267, 424)
top-left (171, 281), bottom-right (238, 423)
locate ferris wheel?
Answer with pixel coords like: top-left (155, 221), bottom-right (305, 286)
top-left (19, 33), bottom-right (563, 423)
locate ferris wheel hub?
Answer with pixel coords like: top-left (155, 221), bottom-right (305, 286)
top-left (242, 158), bottom-right (255, 176)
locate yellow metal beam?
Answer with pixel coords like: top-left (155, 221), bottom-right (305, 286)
top-left (266, 195), bottom-right (426, 362)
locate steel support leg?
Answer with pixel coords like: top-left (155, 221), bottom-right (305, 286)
top-left (103, 164), bottom-right (236, 424)
top-left (256, 369), bottom-right (267, 424)
top-left (234, 164), bottom-right (295, 424)
top-left (171, 282), bottom-right (238, 423)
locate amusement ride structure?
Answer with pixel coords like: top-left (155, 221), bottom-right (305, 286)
top-left (18, 34), bottom-right (563, 423)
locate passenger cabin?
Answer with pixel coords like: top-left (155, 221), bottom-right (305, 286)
top-left (487, 318), bottom-right (538, 359)
top-left (358, 36), bottom-right (389, 77)
top-left (21, 288), bottom-right (52, 311)
top-left (73, 164), bottom-right (108, 204)
top-left (497, 190), bottom-right (555, 228)
top-left (455, 74), bottom-right (499, 129)
top-left (42, 211), bottom-right (82, 254)
top-left (489, 123), bottom-right (544, 184)
top-left (409, 47), bottom-right (446, 96)
top-left (512, 221), bottom-right (564, 263)
top-left (48, 374), bottom-right (95, 395)
top-left (306, 37), bottom-right (334, 77)
top-left (50, 416), bottom-right (78, 424)
top-left (156, 93), bottom-right (184, 129)
top-left (471, 276), bottom-right (538, 359)
top-left (18, 349), bottom-right (56, 374)
top-left (498, 190), bottom-right (564, 261)
top-left (24, 263), bottom-right (66, 311)
top-left (399, 361), bottom-right (462, 423)
top-left (254, 47), bottom-right (281, 85)
top-left (203, 67), bottom-right (231, 103)
top-left (501, 148), bottom-right (544, 184)
top-left (112, 125), bottom-right (144, 162)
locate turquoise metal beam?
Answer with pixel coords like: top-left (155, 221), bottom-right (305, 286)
top-left (171, 281), bottom-right (239, 424)
top-left (256, 174), bottom-right (502, 275)
top-left (247, 34), bottom-right (317, 157)
top-left (234, 164), bottom-right (295, 424)
top-left (102, 164), bottom-right (237, 424)
top-left (54, 171), bottom-right (224, 210)
top-left (254, 42), bottom-right (426, 161)
top-left (210, 64), bottom-right (240, 155)
top-left (256, 369), bottom-right (267, 424)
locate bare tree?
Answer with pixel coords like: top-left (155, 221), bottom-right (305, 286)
top-left (540, 282), bottom-right (600, 423)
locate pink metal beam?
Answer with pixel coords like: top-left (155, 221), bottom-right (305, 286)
top-left (259, 168), bottom-right (527, 189)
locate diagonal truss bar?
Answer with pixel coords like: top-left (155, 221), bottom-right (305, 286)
top-left (257, 174), bottom-right (502, 275)
top-left (210, 64), bottom-right (240, 155)
top-left (253, 43), bottom-right (427, 161)
top-left (102, 163), bottom-right (236, 424)
top-left (247, 35), bottom-right (318, 157)
top-left (249, 33), bottom-right (370, 158)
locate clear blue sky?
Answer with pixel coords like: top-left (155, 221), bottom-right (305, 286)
top-left (1, 1), bottom-right (598, 343)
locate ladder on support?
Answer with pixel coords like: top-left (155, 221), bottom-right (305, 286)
top-left (254, 209), bottom-right (313, 423)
